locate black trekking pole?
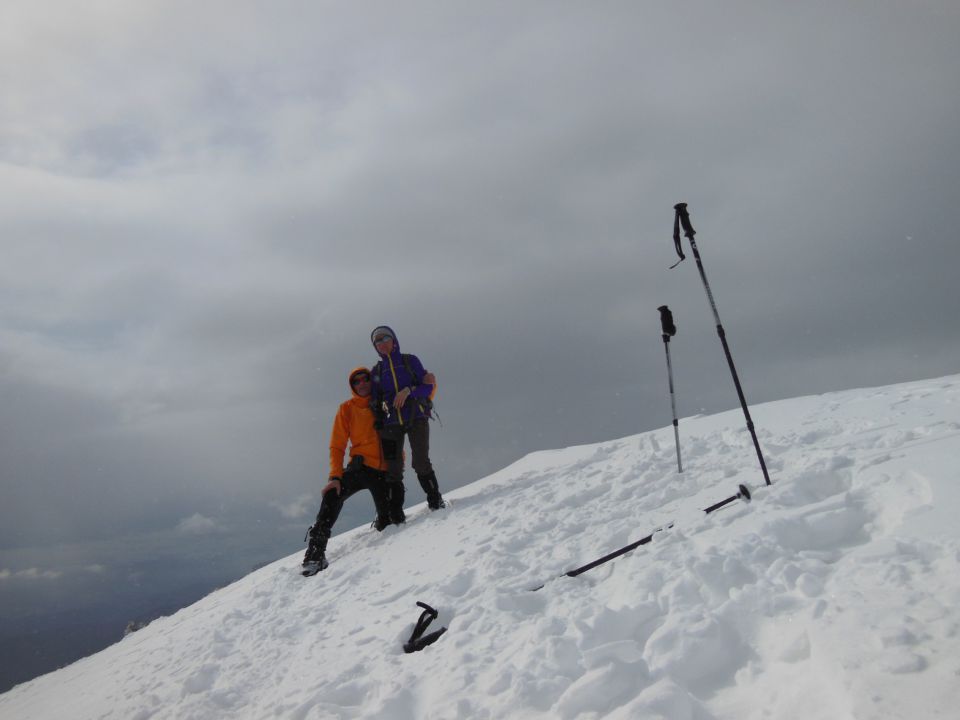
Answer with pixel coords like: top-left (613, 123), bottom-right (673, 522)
top-left (528, 524), bottom-right (672, 591)
top-left (658, 305), bottom-right (682, 473)
top-left (528, 480), bottom-right (753, 591)
top-left (671, 203), bottom-right (771, 486)
top-left (703, 483), bottom-right (752, 514)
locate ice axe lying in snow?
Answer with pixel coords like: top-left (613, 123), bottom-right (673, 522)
top-left (529, 484), bottom-right (753, 591)
top-left (403, 601), bottom-right (447, 653)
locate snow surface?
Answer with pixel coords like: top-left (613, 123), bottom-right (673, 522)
top-left (3, 375), bottom-right (960, 720)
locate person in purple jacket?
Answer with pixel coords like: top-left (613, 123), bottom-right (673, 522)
top-left (370, 325), bottom-right (446, 522)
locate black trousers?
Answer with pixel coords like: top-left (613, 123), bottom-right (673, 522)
top-left (379, 419), bottom-right (438, 515)
top-left (313, 464), bottom-right (389, 538)
top-left (379, 418), bottom-right (434, 481)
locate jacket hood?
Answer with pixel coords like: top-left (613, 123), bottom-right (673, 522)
top-left (371, 325), bottom-right (400, 358)
top-left (348, 366), bottom-right (372, 400)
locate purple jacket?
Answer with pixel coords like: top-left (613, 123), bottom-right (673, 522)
top-left (370, 326), bottom-right (434, 427)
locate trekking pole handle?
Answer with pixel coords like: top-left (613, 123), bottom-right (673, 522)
top-left (658, 305), bottom-right (677, 337)
top-left (674, 203), bottom-right (696, 238)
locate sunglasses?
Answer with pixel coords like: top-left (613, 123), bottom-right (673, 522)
top-left (373, 335), bottom-right (393, 344)
top-left (351, 374), bottom-right (371, 386)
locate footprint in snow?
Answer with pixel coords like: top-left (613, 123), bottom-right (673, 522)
top-left (438, 568), bottom-right (475, 598)
top-left (878, 650), bottom-right (928, 674)
top-left (181, 663), bottom-right (219, 695)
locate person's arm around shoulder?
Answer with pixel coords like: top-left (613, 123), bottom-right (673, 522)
top-left (407, 354), bottom-right (435, 399)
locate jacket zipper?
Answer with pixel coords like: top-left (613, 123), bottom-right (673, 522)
top-left (387, 355), bottom-right (404, 427)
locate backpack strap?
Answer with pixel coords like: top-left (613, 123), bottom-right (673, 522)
top-left (401, 354), bottom-right (419, 386)
top-left (402, 353), bottom-right (435, 417)
top-left (370, 359), bottom-right (387, 425)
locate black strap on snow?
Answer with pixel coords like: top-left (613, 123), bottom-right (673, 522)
top-left (403, 601), bottom-right (447, 653)
top-left (670, 202), bottom-right (694, 269)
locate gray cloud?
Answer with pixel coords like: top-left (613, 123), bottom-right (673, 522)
top-left (2, 0), bottom-right (958, 595)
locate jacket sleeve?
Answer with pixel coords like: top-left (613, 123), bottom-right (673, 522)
top-left (407, 354), bottom-right (436, 400)
top-left (329, 405), bottom-right (350, 478)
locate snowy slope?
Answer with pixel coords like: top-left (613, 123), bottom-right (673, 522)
top-left (2, 375), bottom-right (960, 720)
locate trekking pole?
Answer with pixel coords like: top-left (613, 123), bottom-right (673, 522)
top-left (672, 203), bottom-right (772, 486)
top-left (529, 480), bottom-right (753, 591)
top-left (657, 305), bottom-right (682, 473)
top-left (528, 524), bottom-right (672, 591)
top-left (703, 483), bottom-right (752, 514)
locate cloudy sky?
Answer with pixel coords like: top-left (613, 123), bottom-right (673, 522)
top-left (2, 0), bottom-right (959, 687)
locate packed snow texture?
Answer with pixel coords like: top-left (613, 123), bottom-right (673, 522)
top-left (3, 375), bottom-right (960, 719)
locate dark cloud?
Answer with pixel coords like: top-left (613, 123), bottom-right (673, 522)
top-left (2, 4), bottom-right (959, 678)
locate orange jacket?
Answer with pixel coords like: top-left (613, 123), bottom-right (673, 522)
top-left (329, 366), bottom-right (387, 477)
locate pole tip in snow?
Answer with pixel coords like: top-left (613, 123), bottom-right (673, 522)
top-left (738, 484), bottom-right (752, 501)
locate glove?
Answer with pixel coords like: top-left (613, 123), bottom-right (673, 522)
top-left (323, 477), bottom-right (342, 495)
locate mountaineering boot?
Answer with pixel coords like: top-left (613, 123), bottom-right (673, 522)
top-left (418, 471), bottom-right (446, 510)
top-left (386, 482), bottom-right (406, 525)
top-left (301, 526), bottom-right (330, 576)
top-left (370, 475), bottom-right (392, 532)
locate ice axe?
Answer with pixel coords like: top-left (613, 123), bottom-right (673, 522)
top-left (403, 601), bottom-right (447, 653)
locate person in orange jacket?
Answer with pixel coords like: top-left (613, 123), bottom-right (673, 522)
top-left (302, 367), bottom-right (392, 574)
